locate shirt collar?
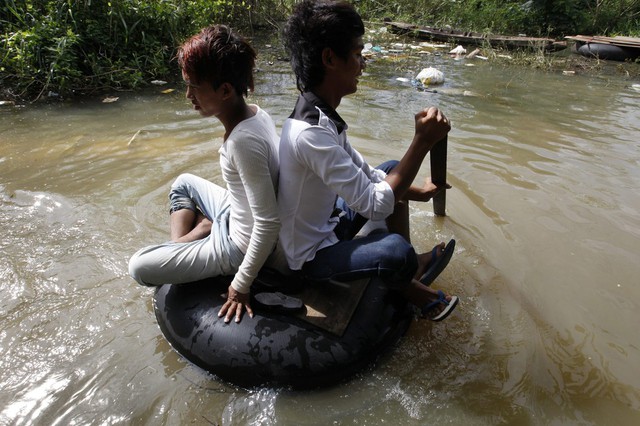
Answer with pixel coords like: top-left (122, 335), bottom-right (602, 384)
top-left (296, 91), bottom-right (347, 134)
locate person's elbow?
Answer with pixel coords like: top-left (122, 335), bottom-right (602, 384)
top-left (255, 216), bottom-right (281, 238)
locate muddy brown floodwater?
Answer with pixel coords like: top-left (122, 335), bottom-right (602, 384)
top-left (1, 38), bottom-right (639, 424)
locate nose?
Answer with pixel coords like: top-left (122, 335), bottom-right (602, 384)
top-left (360, 56), bottom-right (367, 71)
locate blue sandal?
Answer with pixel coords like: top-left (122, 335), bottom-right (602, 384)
top-left (421, 290), bottom-right (459, 321)
top-left (419, 239), bottom-right (455, 286)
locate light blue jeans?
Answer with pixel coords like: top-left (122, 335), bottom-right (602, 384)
top-left (128, 173), bottom-right (244, 286)
top-left (301, 160), bottom-right (417, 289)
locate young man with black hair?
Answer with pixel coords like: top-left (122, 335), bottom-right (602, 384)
top-left (278, 0), bottom-right (459, 320)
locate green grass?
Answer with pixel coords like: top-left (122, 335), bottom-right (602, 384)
top-left (1, 0), bottom-right (638, 102)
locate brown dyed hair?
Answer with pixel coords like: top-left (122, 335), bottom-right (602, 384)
top-left (177, 25), bottom-right (256, 96)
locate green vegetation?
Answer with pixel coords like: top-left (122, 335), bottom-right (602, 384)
top-left (2, 0), bottom-right (639, 102)
top-left (356, 0), bottom-right (640, 38)
top-left (0, 0), bottom-right (293, 101)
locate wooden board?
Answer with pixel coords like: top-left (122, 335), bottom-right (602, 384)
top-left (430, 136), bottom-right (448, 216)
top-left (295, 278), bottom-right (369, 336)
top-left (566, 35), bottom-right (640, 48)
top-left (387, 21), bottom-right (558, 50)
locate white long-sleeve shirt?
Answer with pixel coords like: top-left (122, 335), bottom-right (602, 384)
top-left (220, 106), bottom-right (280, 293)
top-left (278, 92), bottom-right (395, 270)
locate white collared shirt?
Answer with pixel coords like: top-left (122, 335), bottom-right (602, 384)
top-left (278, 93), bottom-right (395, 270)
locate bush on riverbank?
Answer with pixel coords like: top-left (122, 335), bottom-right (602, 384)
top-left (0, 0), bottom-right (291, 101)
top-left (356, 0), bottom-right (640, 38)
top-left (2, 0), bottom-right (638, 102)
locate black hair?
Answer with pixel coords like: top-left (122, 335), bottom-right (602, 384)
top-left (283, 0), bottom-right (364, 92)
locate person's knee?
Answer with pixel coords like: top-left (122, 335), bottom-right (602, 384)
top-left (128, 251), bottom-right (155, 286)
top-left (171, 173), bottom-right (196, 190)
top-left (169, 174), bottom-right (199, 213)
top-left (376, 233), bottom-right (417, 282)
top-left (377, 159), bottom-right (399, 174)
top-left (128, 252), bottom-right (144, 285)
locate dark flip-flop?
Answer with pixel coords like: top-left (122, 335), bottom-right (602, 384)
top-left (421, 290), bottom-right (459, 322)
top-left (253, 292), bottom-right (304, 313)
top-left (419, 239), bottom-right (456, 286)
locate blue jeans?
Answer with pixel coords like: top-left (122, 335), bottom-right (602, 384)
top-left (301, 160), bottom-right (417, 289)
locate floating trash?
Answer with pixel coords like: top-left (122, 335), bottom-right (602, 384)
top-left (151, 80), bottom-right (167, 85)
top-left (102, 96), bottom-right (119, 103)
top-left (127, 129), bottom-right (142, 146)
top-left (415, 67), bottom-right (444, 85)
top-left (449, 45), bottom-right (466, 55)
top-left (466, 48), bottom-right (481, 59)
top-left (419, 42), bottom-right (449, 49)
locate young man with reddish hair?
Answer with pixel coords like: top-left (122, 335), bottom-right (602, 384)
top-left (129, 25), bottom-right (284, 323)
top-left (279, 0), bottom-right (459, 320)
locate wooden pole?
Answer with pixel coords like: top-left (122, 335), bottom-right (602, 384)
top-left (430, 136), bottom-right (447, 216)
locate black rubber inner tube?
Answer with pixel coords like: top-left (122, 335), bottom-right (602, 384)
top-left (154, 276), bottom-right (412, 389)
top-left (577, 42), bottom-right (640, 61)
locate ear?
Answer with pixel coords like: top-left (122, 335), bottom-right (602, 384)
top-left (321, 47), bottom-right (336, 69)
top-left (219, 82), bottom-right (235, 100)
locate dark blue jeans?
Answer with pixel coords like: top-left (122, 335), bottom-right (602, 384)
top-left (301, 160), bottom-right (417, 289)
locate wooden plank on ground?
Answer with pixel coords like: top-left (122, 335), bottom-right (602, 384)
top-left (295, 278), bottom-right (369, 336)
top-left (566, 35), bottom-right (640, 48)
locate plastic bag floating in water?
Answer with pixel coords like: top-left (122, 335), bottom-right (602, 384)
top-left (449, 45), bottom-right (467, 55)
top-left (415, 67), bottom-right (444, 85)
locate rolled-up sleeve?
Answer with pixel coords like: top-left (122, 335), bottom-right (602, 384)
top-left (370, 167), bottom-right (387, 183)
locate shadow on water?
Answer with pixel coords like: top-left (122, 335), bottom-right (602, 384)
top-left (1, 36), bottom-right (640, 424)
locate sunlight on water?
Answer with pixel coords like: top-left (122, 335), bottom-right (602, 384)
top-left (1, 375), bottom-right (71, 422)
top-left (1, 38), bottom-right (639, 424)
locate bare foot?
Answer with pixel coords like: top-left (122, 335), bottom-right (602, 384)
top-left (413, 242), bottom-right (446, 281)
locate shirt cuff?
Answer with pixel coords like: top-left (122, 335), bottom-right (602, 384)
top-left (230, 272), bottom-right (252, 294)
top-left (371, 167), bottom-right (387, 182)
top-left (371, 180), bottom-right (395, 221)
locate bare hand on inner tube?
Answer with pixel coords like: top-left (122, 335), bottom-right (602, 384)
top-left (218, 286), bottom-right (254, 323)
